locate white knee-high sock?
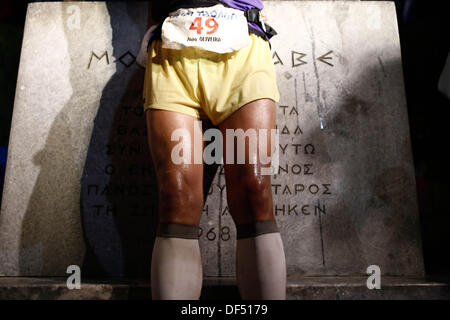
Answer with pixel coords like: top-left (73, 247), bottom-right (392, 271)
top-left (151, 223), bottom-right (202, 300)
top-left (236, 221), bottom-right (286, 300)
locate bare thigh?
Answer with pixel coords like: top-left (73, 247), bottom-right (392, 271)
top-left (218, 99), bottom-right (276, 225)
top-left (146, 109), bottom-right (204, 226)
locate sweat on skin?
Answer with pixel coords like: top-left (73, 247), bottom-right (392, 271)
top-left (170, 120), bottom-right (279, 173)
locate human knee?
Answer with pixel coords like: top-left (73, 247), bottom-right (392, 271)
top-left (157, 173), bottom-right (203, 215)
top-left (228, 174), bottom-right (274, 223)
top-left (241, 174), bottom-right (272, 208)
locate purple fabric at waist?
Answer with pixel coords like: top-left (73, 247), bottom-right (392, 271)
top-left (248, 22), bottom-right (267, 40)
top-left (220, 0), bottom-right (263, 11)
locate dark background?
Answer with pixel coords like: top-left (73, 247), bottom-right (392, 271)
top-left (0, 0), bottom-right (449, 276)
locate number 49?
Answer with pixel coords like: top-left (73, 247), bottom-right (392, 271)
top-left (189, 17), bottom-right (219, 35)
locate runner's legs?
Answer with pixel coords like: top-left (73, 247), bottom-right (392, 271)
top-left (146, 109), bottom-right (204, 300)
top-left (218, 99), bottom-right (287, 300)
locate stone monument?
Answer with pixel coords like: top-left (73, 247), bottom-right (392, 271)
top-left (0, 1), bottom-right (424, 280)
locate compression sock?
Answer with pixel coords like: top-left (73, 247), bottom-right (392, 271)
top-left (236, 220), bottom-right (287, 300)
top-left (151, 223), bottom-right (203, 300)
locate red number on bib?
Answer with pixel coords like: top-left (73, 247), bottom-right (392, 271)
top-left (206, 18), bottom-right (219, 34)
top-left (189, 17), bottom-right (204, 34)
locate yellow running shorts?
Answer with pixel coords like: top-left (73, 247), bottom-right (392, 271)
top-left (143, 33), bottom-right (280, 126)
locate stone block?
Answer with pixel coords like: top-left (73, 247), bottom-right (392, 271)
top-left (0, 1), bottom-right (424, 278)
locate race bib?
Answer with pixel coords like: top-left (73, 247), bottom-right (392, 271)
top-left (161, 4), bottom-right (250, 53)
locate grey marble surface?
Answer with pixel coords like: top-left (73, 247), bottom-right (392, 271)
top-left (1, 1), bottom-right (424, 278)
